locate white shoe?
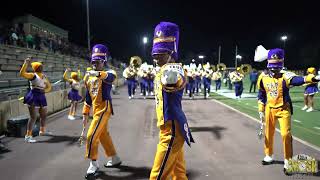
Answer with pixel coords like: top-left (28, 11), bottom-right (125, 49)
top-left (140, 93), bottom-right (143, 96)
top-left (25, 136), bottom-right (36, 143)
top-left (86, 160), bottom-right (99, 175)
top-left (104, 155), bottom-right (122, 167)
top-left (128, 96), bottom-right (132, 100)
top-left (306, 107), bottom-right (313, 112)
top-left (262, 155), bottom-right (274, 165)
top-left (150, 92), bottom-right (154, 96)
top-left (301, 105), bottom-right (308, 111)
top-left (144, 96), bottom-right (146, 99)
top-left (283, 159), bottom-right (289, 169)
top-left (131, 95), bottom-right (134, 99)
top-left (206, 93), bottom-right (210, 98)
top-left (68, 115), bottom-right (75, 120)
top-left (146, 91), bottom-right (149, 96)
top-left (199, 89), bottom-right (202, 93)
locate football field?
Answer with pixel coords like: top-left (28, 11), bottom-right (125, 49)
top-left (210, 76), bottom-right (320, 148)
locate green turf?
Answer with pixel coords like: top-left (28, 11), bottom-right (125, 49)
top-left (211, 76), bottom-right (320, 148)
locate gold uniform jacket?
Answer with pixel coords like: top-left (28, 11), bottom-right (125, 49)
top-left (154, 63), bottom-right (195, 146)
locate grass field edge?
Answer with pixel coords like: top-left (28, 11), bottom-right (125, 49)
top-left (210, 97), bottom-right (320, 152)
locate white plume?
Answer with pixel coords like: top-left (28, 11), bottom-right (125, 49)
top-left (254, 45), bottom-right (269, 62)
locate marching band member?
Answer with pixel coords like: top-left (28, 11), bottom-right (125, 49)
top-left (20, 58), bottom-right (52, 143)
top-left (229, 67), bottom-right (244, 99)
top-left (147, 65), bottom-right (155, 96)
top-left (150, 21), bottom-right (194, 180)
top-left (83, 44), bottom-right (121, 178)
top-left (202, 63), bottom-right (213, 98)
top-left (187, 66), bottom-right (196, 99)
top-left (63, 68), bottom-right (82, 120)
top-left (139, 63), bottom-right (149, 98)
top-left (183, 65), bottom-right (190, 95)
top-left (195, 65), bottom-right (202, 94)
top-left (256, 48), bottom-right (320, 174)
top-left (301, 67), bottom-right (319, 112)
top-left (212, 70), bottom-right (222, 92)
top-left (123, 57), bottom-right (140, 99)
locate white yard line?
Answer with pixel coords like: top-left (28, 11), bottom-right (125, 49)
top-left (211, 98), bottom-right (320, 152)
top-left (293, 119), bottom-right (302, 123)
top-left (314, 127), bottom-right (320, 130)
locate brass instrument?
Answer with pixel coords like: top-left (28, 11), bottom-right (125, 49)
top-left (210, 65), bottom-right (217, 72)
top-left (240, 64), bottom-right (252, 75)
top-left (130, 56), bottom-right (142, 68)
top-left (216, 63), bottom-right (226, 71)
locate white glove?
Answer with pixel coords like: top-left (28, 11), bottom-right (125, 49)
top-left (259, 112), bottom-right (265, 122)
top-left (88, 70), bottom-right (99, 76)
top-left (161, 70), bottom-right (179, 85)
top-left (315, 75), bottom-right (320, 81)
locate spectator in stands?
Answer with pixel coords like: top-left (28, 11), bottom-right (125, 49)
top-left (11, 30), bottom-right (18, 46)
top-left (26, 33), bottom-right (34, 49)
top-left (34, 33), bottom-right (41, 50)
top-left (19, 58), bottom-right (52, 143)
top-left (18, 32), bottom-right (25, 47)
top-left (249, 69), bottom-right (258, 93)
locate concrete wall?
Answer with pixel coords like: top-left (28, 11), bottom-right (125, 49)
top-left (0, 86), bottom-right (84, 132)
top-left (0, 78), bottom-right (125, 133)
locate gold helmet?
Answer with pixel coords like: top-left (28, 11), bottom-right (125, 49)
top-left (240, 64), bottom-right (252, 75)
top-left (130, 56), bottom-right (142, 68)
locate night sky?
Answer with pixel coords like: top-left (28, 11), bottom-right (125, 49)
top-left (1, 0), bottom-right (319, 69)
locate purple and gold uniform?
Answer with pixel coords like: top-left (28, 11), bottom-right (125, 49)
top-left (212, 71), bottom-right (222, 91)
top-left (123, 59), bottom-right (139, 99)
top-left (20, 62), bottom-right (51, 108)
top-left (304, 67), bottom-right (318, 95)
top-left (202, 65), bottom-right (213, 97)
top-left (229, 67), bottom-right (244, 98)
top-left (82, 44), bottom-right (118, 161)
top-left (150, 22), bottom-right (194, 180)
top-left (64, 70), bottom-right (82, 102)
top-left (257, 48), bottom-right (318, 169)
top-left (20, 61), bottom-right (51, 137)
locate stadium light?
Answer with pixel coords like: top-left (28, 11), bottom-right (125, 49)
top-left (281, 36), bottom-right (287, 41)
top-left (143, 37), bottom-right (148, 44)
top-left (281, 35), bottom-right (287, 49)
top-left (236, 55), bottom-right (242, 59)
top-left (198, 55), bottom-right (204, 59)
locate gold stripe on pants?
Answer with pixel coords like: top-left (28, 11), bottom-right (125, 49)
top-left (86, 101), bottom-right (117, 160)
top-left (150, 120), bottom-right (188, 180)
top-left (264, 104), bottom-right (293, 160)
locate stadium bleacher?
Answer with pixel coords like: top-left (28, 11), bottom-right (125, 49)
top-left (0, 44), bottom-right (89, 99)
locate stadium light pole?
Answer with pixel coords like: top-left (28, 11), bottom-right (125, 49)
top-left (198, 55), bottom-right (204, 65)
top-left (281, 35), bottom-right (287, 50)
top-left (86, 0), bottom-right (91, 52)
top-left (143, 36), bottom-right (148, 63)
top-left (236, 54), bottom-right (242, 68)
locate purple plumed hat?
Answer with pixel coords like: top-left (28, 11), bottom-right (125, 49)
top-left (91, 44), bottom-right (108, 62)
top-left (151, 22), bottom-right (179, 60)
top-left (267, 48), bottom-right (284, 69)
